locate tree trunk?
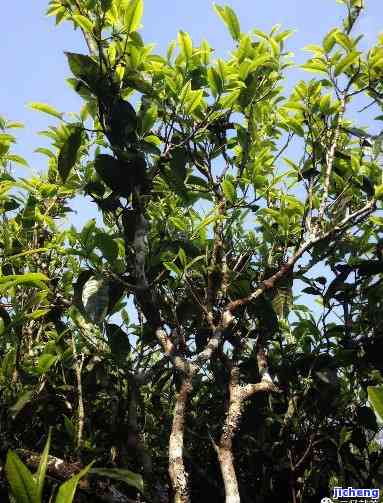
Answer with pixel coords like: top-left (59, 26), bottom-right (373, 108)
top-left (169, 376), bottom-right (192, 503)
top-left (217, 367), bottom-right (243, 503)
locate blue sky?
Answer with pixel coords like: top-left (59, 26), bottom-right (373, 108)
top-left (1, 0), bottom-right (382, 229)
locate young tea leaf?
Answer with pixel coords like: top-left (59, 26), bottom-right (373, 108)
top-left (28, 102), bottom-right (63, 120)
top-left (124, 0), bottom-right (144, 33)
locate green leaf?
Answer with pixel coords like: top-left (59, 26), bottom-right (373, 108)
top-left (80, 219), bottom-right (96, 250)
top-left (28, 102), bottom-right (63, 120)
top-left (222, 178), bottom-right (236, 202)
top-left (185, 89), bottom-right (203, 114)
top-left (0, 273), bottom-right (49, 293)
top-left (178, 31), bottom-right (193, 60)
top-left (6, 155), bottom-right (29, 167)
top-left (26, 309), bottom-right (51, 321)
top-left (207, 67), bottom-right (224, 96)
top-left (323, 28), bottom-right (339, 53)
top-left (301, 59), bottom-right (328, 74)
top-left (63, 415), bottom-right (76, 440)
top-left (192, 212), bottom-right (221, 239)
top-left (368, 385), bottom-right (383, 421)
top-left (34, 148), bottom-right (55, 159)
top-left (164, 261), bottom-right (182, 276)
top-left (106, 324), bottom-right (131, 361)
top-left (374, 184), bottom-right (383, 201)
top-left (55, 462), bottom-right (94, 503)
top-left (356, 406), bottom-right (378, 431)
top-left (94, 233), bottom-right (119, 262)
top-left (5, 450), bottom-right (37, 503)
top-left (36, 430), bottom-right (52, 503)
top-left (73, 14), bottom-right (93, 33)
top-left (90, 467), bottom-right (144, 493)
top-left (65, 53), bottom-right (101, 92)
top-left (101, 0), bottom-right (113, 11)
top-left (94, 154), bottom-right (134, 198)
top-left (140, 103), bottom-right (158, 135)
top-left (124, 0), bottom-right (144, 33)
top-left (82, 275), bottom-right (109, 324)
top-left (58, 127), bottom-right (83, 182)
top-left (213, 4), bottom-right (241, 41)
top-left (36, 354), bottom-right (58, 375)
top-left (22, 194), bottom-right (37, 229)
top-left (178, 248), bottom-right (187, 268)
top-left (319, 94), bottom-right (332, 113)
top-left (1, 349), bottom-right (16, 379)
top-left (334, 51), bottom-right (360, 76)
top-left (9, 390), bottom-right (34, 419)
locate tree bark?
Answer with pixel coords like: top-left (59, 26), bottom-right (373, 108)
top-left (215, 353), bottom-right (280, 503)
top-left (217, 367), bottom-right (242, 503)
top-left (169, 376), bottom-right (192, 503)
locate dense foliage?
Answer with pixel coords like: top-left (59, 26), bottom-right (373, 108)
top-left (1, 0), bottom-right (383, 502)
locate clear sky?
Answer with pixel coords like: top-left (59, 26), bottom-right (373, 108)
top-left (1, 0), bottom-right (382, 228)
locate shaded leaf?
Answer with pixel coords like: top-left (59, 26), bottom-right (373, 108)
top-left (106, 324), bottom-right (131, 361)
top-left (90, 467), bottom-right (144, 493)
top-left (94, 233), bottom-right (119, 262)
top-left (82, 275), bottom-right (109, 324)
top-left (58, 127), bottom-right (83, 182)
top-left (9, 391), bottom-right (34, 419)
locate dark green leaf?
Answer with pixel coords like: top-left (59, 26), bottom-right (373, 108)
top-left (90, 467), bottom-right (144, 493)
top-left (94, 233), bottom-right (119, 262)
top-left (58, 127), bottom-right (83, 182)
top-left (94, 154), bottom-right (133, 197)
top-left (106, 324), bottom-right (131, 361)
top-left (9, 390), bottom-right (34, 419)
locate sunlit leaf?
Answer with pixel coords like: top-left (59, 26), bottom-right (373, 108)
top-left (28, 102), bottom-right (63, 120)
top-left (213, 4), bottom-right (241, 41)
top-left (368, 386), bottom-right (383, 421)
top-left (124, 0), bottom-right (144, 33)
top-left (73, 14), bottom-right (93, 33)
